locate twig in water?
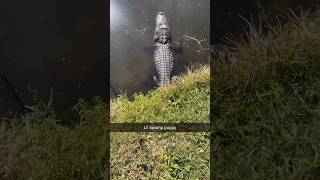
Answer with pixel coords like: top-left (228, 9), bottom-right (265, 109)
top-left (183, 35), bottom-right (208, 54)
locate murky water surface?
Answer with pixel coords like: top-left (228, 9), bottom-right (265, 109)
top-left (110, 0), bottom-right (210, 98)
top-left (1, 0), bottom-right (318, 116)
top-left (0, 0), bottom-right (107, 117)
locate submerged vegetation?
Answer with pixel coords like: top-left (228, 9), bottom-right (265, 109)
top-left (213, 9), bottom-right (320, 179)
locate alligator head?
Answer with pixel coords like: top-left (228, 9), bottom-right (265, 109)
top-left (154, 12), bottom-right (171, 44)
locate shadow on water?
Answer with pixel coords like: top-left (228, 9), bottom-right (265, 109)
top-left (110, 0), bottom-right (211, 99)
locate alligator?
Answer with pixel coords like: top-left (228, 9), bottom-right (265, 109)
top-left (153, 12), bottom-right (175, 87)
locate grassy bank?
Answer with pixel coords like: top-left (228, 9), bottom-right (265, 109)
top-left (111, 132), bottom-right (210, 179)
top-left (0, 54), bottom-right (210, 179)
top-left (0, 64), bottom-right (211, 179)
top-left (109, 63), bottom-right (211, 178)
top-left (0, 98), bottom-right (107, 180)
top-left (213, 9), bottom-right (320, 179)
top-left (111, 65), bottom-right (210, 123)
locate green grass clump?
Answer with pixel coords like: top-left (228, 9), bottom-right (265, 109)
top-left (110, 132), bottom-right (210, 179)
top-left (0, 98), bottom-right (107, 180)
top-left (110, 66), bottom-right (210, 179)
top-left (111, 65), bottom-right (210, 123)
top-left (213, 9), bottom-right (320, 179)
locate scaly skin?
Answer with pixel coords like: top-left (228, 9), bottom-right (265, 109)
top-left (153, 12), bottom-right (174, 87)
top-left (154, 42), bottom-right (174, 86)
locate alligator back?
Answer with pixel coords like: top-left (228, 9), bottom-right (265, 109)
top-left (154, 42), bottom-right (174, 86)
top-left (153, 12), bottom-right (175, 87)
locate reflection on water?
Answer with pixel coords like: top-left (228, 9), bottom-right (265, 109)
top-left (110, 0), bottom-right (210, 98)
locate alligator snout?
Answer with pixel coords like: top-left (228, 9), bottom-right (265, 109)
top-left (156, 12), bottom-right (166, 22)
top-left (156, 12), bottom-right (168, 29)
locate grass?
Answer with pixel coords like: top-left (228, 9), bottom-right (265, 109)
top-left (109, 60), bottom-right (210, 179)
top-left (0, 97), bottom-right (107, 180)
top-left (213, 9), bottom-right (320, 179)
top-left (2, 7), bottom-right (320, 180)
top-left (110, 132), bottom-right (210, 179)
top-left (0, 36), bottom-right (211, 179)
top-left (111, 65), bottom-right (210, 123)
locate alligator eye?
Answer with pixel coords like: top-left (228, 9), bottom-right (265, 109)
top-left (158, 12), bottom-right (164, 15)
